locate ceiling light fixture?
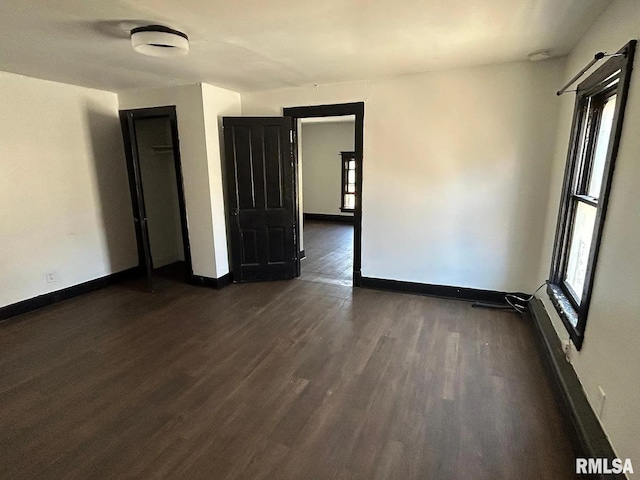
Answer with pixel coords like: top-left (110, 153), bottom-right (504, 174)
top-left (130, 25), bottom-right (189, 57)
top-left (528, 49), bottom-right (551, 62)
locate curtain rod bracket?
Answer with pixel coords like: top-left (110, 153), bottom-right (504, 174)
top-left (556, 50), bottom-right (625, 96)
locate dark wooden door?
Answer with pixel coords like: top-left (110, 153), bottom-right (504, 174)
top-left (223, 117), bottom-right (298, 282)
top-left (119, 111), bottom-right (154, 291)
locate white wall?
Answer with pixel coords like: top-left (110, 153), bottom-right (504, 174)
top-left (536, 0), bottom-right (640, 469)
top-left (301, 121), bottom-right (355, 216)
top-left (135, 117), bottom-right (184, 268)
top-left (243, 59), bottom-right (565, 291)
top-left (118, 82), bottom-right (241, 279)
top-left (201, 83), bottom-right (242, 276)
top-left (0, 72), bottom-right (138, 307)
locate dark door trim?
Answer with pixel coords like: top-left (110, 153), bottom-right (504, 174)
top-left (283, 102), bottom-right (364, 286)
top-left (119, 106), bottom-right (194, 287)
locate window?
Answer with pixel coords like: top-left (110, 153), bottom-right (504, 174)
top-left (549, 41), bottom-right (636, 350)
top-left (341, 151), bottom-right (356, 212)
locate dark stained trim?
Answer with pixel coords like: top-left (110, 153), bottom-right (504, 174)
top-left (119, 106), bottom-right (194, 290)
top-left (300, 249), bottom-right (306, 259)
top-left (120, 111), bottom-right (153, 290)
top-left (528, 298), bottom-right (622, 479)
top-left (304, 213), bottom-right (354, 224)
top-left (284, 102), bottom-right (364, 287)
top-left (360, 277), bottom-right (509, 304)
top-left (0, 267), bottom-right (141, 322)
top-left (192, 273), bottom-right (233, 289)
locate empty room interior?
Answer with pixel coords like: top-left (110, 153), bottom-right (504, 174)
top-left (1, 1), bottom-right (639, 479)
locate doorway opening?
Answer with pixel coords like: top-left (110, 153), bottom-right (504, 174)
top-left (296, 117), bottom-right (355, 286)
top-left (284, 103), bottom-right (364, 287)
top-left (119, 106), bottom-right (192, 291)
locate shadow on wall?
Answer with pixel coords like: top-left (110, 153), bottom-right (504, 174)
top-left (84, 102), bottom-right (138, 273)
top-left (503, 88), bottom-right (559, 291)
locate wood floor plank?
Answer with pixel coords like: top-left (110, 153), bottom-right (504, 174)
top-left (300, 220), bottom-right (353, 287)
top-left (0, 222), bottom-right (578, 479)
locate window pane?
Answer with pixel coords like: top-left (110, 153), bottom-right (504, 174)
top-left (348, 170), bottom-right (355, 184)
top-left (344, 194), bottom-right (355, 209)
top-left (349, 160), bottom-right (355, 170)
top-left (347, 184), bottom-right (355, 193)
top-left (572, 101), bottom-right (592, 193)
top-left (564, 202), bottom-right (597, 301)
top-left (588, 95), bottom-right (617, 198)
top-left (600, 73), bottom-right (620, 92)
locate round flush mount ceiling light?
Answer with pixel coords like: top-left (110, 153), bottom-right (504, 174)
top-left (130, 25), bottom-right (189, 57)
top-left (528, 49), bottom-right (551, 62)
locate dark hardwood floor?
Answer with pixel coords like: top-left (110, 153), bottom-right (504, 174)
top-left (0, 259), bottom-right (577, 478)
top-left (300, 219), bottom-right (353, 287)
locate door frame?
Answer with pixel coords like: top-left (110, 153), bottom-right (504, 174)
top-left (119, 106), bottom-right (194, 288)
top-left (283, 102), bottom-right (365, 286)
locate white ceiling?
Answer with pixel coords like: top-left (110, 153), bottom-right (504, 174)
top-left (0, 0), bottom-right (611, 93)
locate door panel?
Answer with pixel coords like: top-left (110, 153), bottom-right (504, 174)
top-left (224, 117), bottom-right (298, 282)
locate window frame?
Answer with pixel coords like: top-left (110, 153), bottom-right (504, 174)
top-left (548, 40), bottom-right (636, 350)
top-left (340, 151), bottom-right (356, 212)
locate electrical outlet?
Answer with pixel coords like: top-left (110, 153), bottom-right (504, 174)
top-left (46, 271), bottom-right (57, 283)
top-left (563, 340), bottom-right (572, 362)
top-left (597, 386), bottom-right (606, 418)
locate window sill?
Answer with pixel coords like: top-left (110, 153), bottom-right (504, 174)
top-left (546, 283), bottom-right (583, 350)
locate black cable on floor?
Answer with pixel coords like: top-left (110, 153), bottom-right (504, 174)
top-left (472, 281), bottom-right (547, 313)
